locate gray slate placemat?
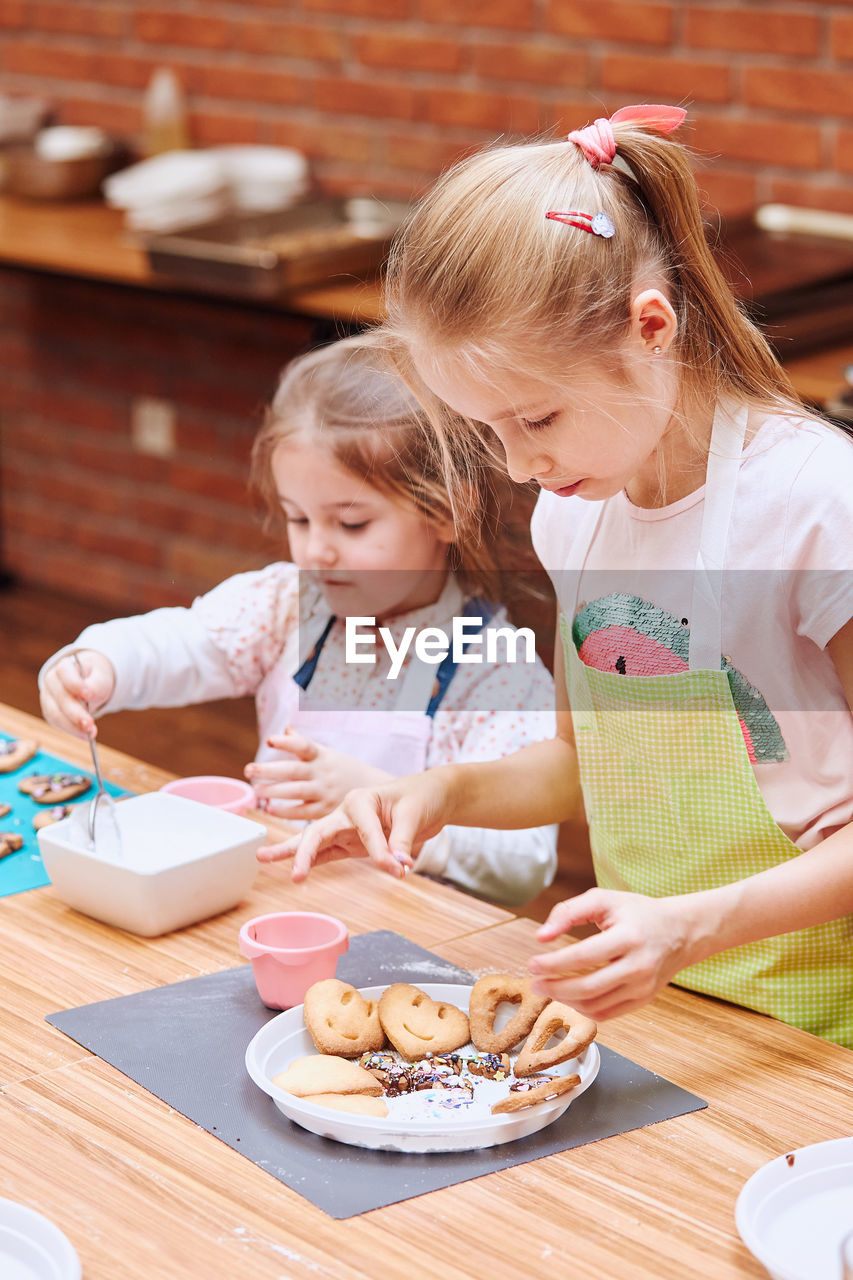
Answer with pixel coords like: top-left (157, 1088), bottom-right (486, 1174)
top-left (47, 930), bottom-right (706, 1218)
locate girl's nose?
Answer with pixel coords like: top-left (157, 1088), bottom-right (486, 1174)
top-left (503, 440), bottom-right (552, 486)
top-left (304, 528), bottom-right (337, 567)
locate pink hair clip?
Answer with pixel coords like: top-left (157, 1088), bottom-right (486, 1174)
top-left (568, 103), bottom-right (687, 168)
top-left (545, 209), bottom-right (616, 238)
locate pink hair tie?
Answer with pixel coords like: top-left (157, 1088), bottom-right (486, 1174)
top-left (568, 117), bottom-right (616, 168)
top-left (568, 103), bottom-right (687, 168)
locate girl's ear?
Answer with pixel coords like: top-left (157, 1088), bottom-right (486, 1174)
top-left (629, 289), bottom-right (678, 354)
top-left (430, 514), bottom-right (457, 547)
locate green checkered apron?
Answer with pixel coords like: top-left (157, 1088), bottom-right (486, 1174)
top-left (561, 402), bottom-right (853, 1046)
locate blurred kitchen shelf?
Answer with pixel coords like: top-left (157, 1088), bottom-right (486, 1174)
top-left (141, 196), bottom-right (408, 300)
top-left (0, 192), bottom-right (850, 344)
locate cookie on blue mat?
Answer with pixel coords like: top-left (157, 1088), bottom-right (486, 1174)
top-left (0, 738), bottom-right (38, 774)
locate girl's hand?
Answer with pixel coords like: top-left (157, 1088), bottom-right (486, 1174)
top-left (528, 888), bottom-right (696, 1021)
top-left (246, 729), bottom-right (394, 822)
top-left (256, 768), bottom-right (454, 882)
top-left (39, 650), bottom-right (116, 738)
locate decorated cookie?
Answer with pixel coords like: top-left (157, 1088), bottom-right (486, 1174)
top-left (32, 804), bottom-right (74, 831)
top-left (464, 1052), bottom-right (511, 1081)
top-left (0, 738), bottom-right (38, 774)
top-left (378, 983), bottom-right (470, 1061)
top-left (0, 832), bottom-right (24, 859)
top-left (0, 802), bottom-right (10, 819)
top-left (491, 1071), bottom-right (581, 1115)
top-left (18, 773), bottom-right (91, 805)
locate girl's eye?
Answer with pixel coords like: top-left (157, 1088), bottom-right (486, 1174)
top-left (284, 515), bottom-right (308, 525)
top-left (522, 412), bottom-right (558, 433)
top-left (341, 521), bottom-right (369, 532)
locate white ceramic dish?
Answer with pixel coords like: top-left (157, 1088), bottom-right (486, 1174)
top-left (245, 982), bottom-right (600, 1153)
top-left (735, 1137), bottom-right (853, 1280)
top-left (0, 1198), bottom-right (81, 1280)
top-left (37, 791), bottom-right (264, 936)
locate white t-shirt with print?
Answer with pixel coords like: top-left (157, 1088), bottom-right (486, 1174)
top-left (531, 411), bottom-right (853, 852)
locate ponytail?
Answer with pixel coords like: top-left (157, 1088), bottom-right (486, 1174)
top-left (609, 123), bottom-right (796, 405)
top-left (384, 106), bottom-right (799, 415)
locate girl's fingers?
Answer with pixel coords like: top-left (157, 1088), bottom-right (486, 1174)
top-left (528, 929), bottom-right (623, 978)
top-left (268, 802), bottom-right (322, 821)
top-left (532, 954), bottom-right (633, 1002)
top-left (340, 792), bottom-right (407, 878)
top-left (536, 889), bottom-right (613, 941)
top-left (265, 730), bottom-right (318, 761)
top-left (256, 835), bottom-right (301, 863)
top-left (254, 781), bottom-right (317, 803)
top-left (290, 816), bottom-right (349, 882)
top-left (529, 965), bottom-right (632, 1012)
top-left (384, 797), bottom-right (427, 870)
top-left (40, 684), bottom-right (93, 738)
top-left (248, 761), bottom-right (312, 785)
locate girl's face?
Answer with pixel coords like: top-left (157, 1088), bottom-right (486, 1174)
top-left (414, 350), bottom-right (679, 507)
top-left (272, 438), bottom-right (450, 620)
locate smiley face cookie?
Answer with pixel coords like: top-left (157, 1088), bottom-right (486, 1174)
top-left (303, 979), bottom-right (386, 1058)
top-left (19, 773), bottom-right (91, 805)
top-left (378, 983), bottom-right (470, 1061)
top-left (0, 738), bottom-right (38, 773)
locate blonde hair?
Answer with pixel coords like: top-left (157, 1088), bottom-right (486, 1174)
top-left (250, 332), bottom-right (522, 601)
top-left (382, 116), bottom-right (804, 482)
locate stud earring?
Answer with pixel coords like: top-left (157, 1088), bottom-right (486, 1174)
top-left (652, 345), bottom-right (662, 355)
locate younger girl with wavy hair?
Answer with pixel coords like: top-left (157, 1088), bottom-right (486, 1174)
top-left (40, 334), bottom-right (557, 906)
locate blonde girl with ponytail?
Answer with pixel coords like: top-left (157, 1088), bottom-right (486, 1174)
top-left (274, 107), bottom-right (853, 1047)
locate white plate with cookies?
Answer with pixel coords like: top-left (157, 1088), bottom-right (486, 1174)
top-left (245, 979), bottom-right (600, 1153)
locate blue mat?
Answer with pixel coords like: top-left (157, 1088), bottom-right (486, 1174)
top-left (0, 731), bottom-right (132, 897)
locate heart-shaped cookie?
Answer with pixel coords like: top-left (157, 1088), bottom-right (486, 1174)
top-left (378, 983), bottom-right (470, 1061)
top-left (468, 972), bottom-right (550, 1053)
top-left (303, 978), bottom-right (386, 1057)
top-left (513, 1001), bottom-right (597, 1077)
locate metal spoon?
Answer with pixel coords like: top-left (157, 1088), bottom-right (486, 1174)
top-left (71, 653), bottom-right (112, 847)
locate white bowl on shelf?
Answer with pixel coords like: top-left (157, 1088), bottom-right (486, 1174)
top-left (37, 791), bottom-right (264, 936)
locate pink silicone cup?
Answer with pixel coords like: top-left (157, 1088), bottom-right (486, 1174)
top-left (238, 911), bottom-right (350, 1009)
top-left (159, 775), bottom-right (256, 815)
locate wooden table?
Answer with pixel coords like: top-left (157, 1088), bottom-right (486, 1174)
top-left (1, 704), bottom-right (851, 1279)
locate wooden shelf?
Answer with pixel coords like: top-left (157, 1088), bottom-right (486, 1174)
top-left (0, 192), bottom-right (384, 323)
top-left (0, 194), bottom-right (849, 381)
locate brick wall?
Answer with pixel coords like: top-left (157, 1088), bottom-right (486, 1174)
top-left (0, 266), bottom-right (319, 609)
top-left (0, 0), bottom-right (851, 214)
top-left (0, 4), bottom-right (852, 616)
